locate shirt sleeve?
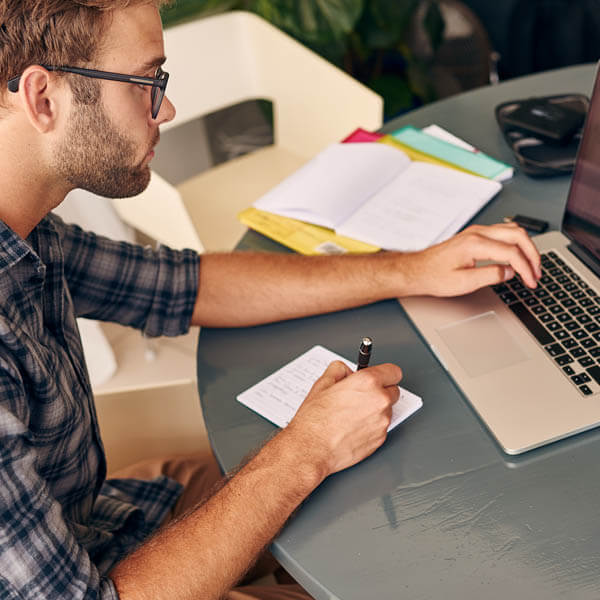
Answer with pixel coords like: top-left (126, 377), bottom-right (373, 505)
top-left (55, 216), bottom-right (200, 337)
top-left (0, 365), bottom-right (120, 600)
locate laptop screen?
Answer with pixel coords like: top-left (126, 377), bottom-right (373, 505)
top-left (562, 67), bottom-right (600, 262)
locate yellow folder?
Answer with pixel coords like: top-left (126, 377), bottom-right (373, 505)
top-left (238, 207), bottom-right (380, 255)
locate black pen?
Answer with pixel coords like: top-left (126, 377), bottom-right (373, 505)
top-left (357, 337), bottom-right (373, 370)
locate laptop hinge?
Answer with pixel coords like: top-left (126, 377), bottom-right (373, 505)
top-left (567, 242), bottom-right (600, 279)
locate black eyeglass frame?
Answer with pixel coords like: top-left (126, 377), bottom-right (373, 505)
top-left (8, 65), bottom-right (169, 119)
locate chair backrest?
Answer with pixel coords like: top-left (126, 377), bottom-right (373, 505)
top-left (112, 11), bottom-right (383, 252)
top-left (112, 171), bottom-right (205, 253)
top-left (163, 11), bottom-right (383, 156)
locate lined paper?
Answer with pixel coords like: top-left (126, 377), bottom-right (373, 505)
top-left (237, 345), bottom-right (422, 431)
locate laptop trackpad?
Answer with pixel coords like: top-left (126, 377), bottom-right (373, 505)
top-left (437, 311), bottom-right (529, 378)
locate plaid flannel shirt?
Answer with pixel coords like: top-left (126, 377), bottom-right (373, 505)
top-left (0, 214), bottom-right (200, 599)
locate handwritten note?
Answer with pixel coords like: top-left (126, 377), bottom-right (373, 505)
top-left (237, 345), bottom-right (423, 431)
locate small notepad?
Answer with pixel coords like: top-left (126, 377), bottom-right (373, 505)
top-left (237, 345), bottom-right (423, 431)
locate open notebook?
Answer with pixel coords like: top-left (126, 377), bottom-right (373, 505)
top-left (253, 142), bottom-right (501, 251)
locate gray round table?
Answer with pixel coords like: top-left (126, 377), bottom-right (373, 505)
top-left (198, 64), bottom-right (600, 600)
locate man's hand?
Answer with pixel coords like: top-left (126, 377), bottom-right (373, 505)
top-left (403, 222), bottom-right (542, 297)
top-left (285, 360), bottom-right (403, 478)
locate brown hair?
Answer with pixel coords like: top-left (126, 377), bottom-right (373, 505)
top-left (0, 0), bottom-right (170, 105)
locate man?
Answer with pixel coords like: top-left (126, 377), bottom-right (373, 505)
top-left (0, 1), bottom-right (541, 599)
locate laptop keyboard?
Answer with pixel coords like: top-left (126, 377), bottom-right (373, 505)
top-left (492, 250), bottom-right (600, 396)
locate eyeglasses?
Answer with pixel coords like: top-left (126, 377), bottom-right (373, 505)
top-left (8, 65), bottom-right (169, 119)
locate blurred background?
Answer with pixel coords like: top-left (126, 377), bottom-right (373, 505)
top-left (156, 0), bottom-right (600, 170)
top-left (161, 0), bottom-right (600, 120)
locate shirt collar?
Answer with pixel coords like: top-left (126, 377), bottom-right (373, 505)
top-left (0, 215), bottom-right (59, 274)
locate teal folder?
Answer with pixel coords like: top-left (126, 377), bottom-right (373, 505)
top-left (391, 125), bottom-right (513, 181)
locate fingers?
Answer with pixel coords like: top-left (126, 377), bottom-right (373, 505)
top-left (469, 222), bottom-right (541, 279)
top-left (308, 360), bottom-right (352, 395)
top-left (353, 362), bottom-right (403, 389)
top-left (461, 224), bottom-right (541, 288)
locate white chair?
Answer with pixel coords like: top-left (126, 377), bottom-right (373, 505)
top-left (112, 10), bottom-right (383, 252)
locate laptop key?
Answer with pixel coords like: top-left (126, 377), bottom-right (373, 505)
top-left (571, 347), bottom-right (587, 358)
top-left (556, 354), bottom-right (574, 365)
top-left (563, 365), bottom-right (576, 375)
top-left (563, 338), bottom-right (579, 349)
top-left (580, 385), bottom-right (594, 395)
top-left (579, 357), bottom-right (595, 368)
top-left (545, 343), bottom-right (565, 356)
top-left (500, 292), bottom-right (518, 304)
top-left (586, 365), bottom-right (600, 385)
top-left (572, 374), bottom-right (591, 385)
top-left (525, 296), bottom-right (539, 306)
top-left (510, 280), bottom-right (525, 291)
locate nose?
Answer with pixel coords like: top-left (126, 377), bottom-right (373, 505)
top-left (153, 94), bottom-right (176, 125)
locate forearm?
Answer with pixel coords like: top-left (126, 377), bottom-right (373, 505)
top-left (110, 428), bottom-right (325, 600)
top-left (192, 251), bottom-right (412, 327)
top-left (190, 225), bottom-right (542, 328)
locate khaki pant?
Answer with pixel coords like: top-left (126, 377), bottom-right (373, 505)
top-left (112, 451), bottom-right (313, 600)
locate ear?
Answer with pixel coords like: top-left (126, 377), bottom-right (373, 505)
top-left (17, 66), bottom-right (66, 133)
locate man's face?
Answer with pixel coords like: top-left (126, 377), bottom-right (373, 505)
top-left (52, 94), bottom-right (158, 198)
top-left (52, 3), bottom-right (174, 198)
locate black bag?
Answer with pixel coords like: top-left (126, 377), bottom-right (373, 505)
top-left (495, 94), bottom-right (589, 177)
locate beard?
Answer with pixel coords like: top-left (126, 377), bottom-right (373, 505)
top-left (52, 99), bottom-right (156, 199)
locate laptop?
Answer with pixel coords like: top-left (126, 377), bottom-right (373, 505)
top-left (399, 65), bottom-right (600, 455)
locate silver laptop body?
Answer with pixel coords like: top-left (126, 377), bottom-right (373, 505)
top-left (399, 67), bottom-right (600, 455)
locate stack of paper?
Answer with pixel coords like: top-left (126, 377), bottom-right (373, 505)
top-left (239, 125), bottom-right (511, 254)
top-left (391, 125), bottom-right (514, 181)
top-left (251, 142), bottom-right (501, 252)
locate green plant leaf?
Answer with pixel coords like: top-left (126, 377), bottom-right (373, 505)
top-left (356, 0), bottom-right (419, 50)
top-left (161, 0), bottom-right (242, 27)
top-left (246, 0), bottom-right (363, 45)
top-left (367, 73), bottom-right (415, 119)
